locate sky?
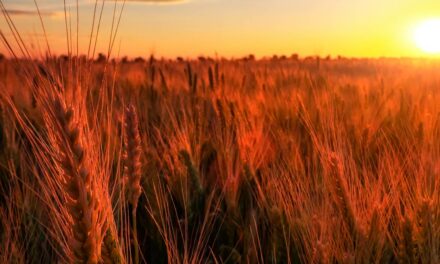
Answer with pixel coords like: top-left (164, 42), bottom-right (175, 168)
top-left (1, 0), bottom-right (440, 58)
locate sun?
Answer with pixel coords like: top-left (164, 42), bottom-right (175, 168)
top-left (413, 19), bottom-right (440, 54)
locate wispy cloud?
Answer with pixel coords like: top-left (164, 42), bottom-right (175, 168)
top-left (0, 0), bottom-right (188, 18)
top-left (2, 0), bottom-right (187, 15)
top-left (1, 0), bottom-right (91, 11)
top-left (4, 9), bottom-right (57, 17)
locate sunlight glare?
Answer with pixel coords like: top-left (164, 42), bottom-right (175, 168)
top-left (414, 19), bottom-right (440, 54)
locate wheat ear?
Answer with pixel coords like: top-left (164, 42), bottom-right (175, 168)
top-left (399, 216), bottom-right (415, 264)
top-left (102, 228), bottom-right (123, 264)
top-left (54, 100), bottom-right (102, 264)
top-left (328, 155), bottom-right (360, 243)
top-left (123, 104), bottom-right (142, 211)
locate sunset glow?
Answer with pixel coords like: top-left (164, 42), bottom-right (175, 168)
top-left (0, 0), bottom-right (440, 58)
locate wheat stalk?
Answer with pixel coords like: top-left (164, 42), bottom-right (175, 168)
top-left (123, 104), bottom-right (142, 264)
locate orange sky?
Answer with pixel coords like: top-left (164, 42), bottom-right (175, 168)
top-left (1, 0), bottom-right (440, 58)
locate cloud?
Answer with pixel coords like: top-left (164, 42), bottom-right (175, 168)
top-left (4, 9), bottom-right (57, 17)
top-left (1, 0), bottom-right (188, 18)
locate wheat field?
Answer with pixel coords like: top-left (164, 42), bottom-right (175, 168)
top-left (0, 55), bottom-right (439, 263)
